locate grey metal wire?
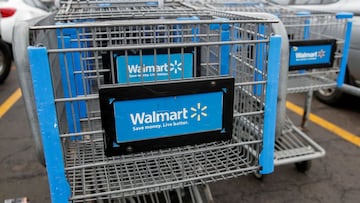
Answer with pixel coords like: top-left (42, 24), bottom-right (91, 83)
top-left (274, 118), bottom-right (326, 165)
top-left (27, 8), bottom-right (279, 202)
top-left (192, 0), bottom-right (349, 93)
top-left (189, 0), bottom-right (328, 169)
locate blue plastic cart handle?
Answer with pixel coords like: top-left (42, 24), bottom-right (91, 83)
top-left (28, 46), bottom-right (70, 203)
top-left (260, 35), bottom-right (282, 174)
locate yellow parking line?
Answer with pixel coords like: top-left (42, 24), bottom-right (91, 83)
top-left (0, 88), bottom-right (22, 119)
top-left (286, 101), bottom-right (360, 148)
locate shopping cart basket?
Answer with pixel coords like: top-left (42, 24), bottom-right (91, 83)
top-left (193, 1), bottom-right (353, 94)
top-left (14, 8), bottom-right (282, 202)
top-left (190, 0), bottom-right (354, 171)
top-left (54, 0), bottom-right (199, 21)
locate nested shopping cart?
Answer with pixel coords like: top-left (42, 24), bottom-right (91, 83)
top-left (191, 0), bottom-right (353, 171)
top-left (14, 4), bottom-right (283, 202)
top-left (54, 0), bottom-right (200, 21)
top-left (273, 10), bottom-right (352, 170)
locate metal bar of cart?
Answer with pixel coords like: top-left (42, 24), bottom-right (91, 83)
top-left (15, 4), bottom-right (282, 202)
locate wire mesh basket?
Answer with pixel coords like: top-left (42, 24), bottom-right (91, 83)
top-left (188, 0), bottom-right (340, 170)
top-left (55, 0), bottom-right (199, 21)
top-left (191, 0), bottom-right (353, 93)
top-left (20, 7), bottom-right (282, 202)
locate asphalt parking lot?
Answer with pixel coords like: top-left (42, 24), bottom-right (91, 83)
top-left (1, 66), bottom-right (360, 203)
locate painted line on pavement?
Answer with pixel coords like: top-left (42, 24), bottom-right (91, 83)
top-left (0, 88), bottom-right (22, 119)
top-left (286, 101), bottom-right (360, 148)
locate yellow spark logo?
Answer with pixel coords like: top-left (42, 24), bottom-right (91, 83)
top-left (190, 103), bottom-right (208, 121)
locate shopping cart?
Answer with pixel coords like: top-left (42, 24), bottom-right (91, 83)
top-left (189, 0), bottom-right (355, 171)
top-left (54, 0), bottom-right (200, 21)
top-left (272, 10), bottom-right (352, 170)
top-left (279, 11), bottom-right (353, 126)
top-left (196, 0), bottom-right (353, 121)
top-left (14, 5), bottom-right (282, 202)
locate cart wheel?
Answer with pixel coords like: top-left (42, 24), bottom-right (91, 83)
top-left (295, 160), bottom-right (312, 173)
top-left (253, 170), bottom-right (264, 180)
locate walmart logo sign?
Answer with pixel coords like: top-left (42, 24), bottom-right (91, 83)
top-left (116, 53), bottom-right (193, 83)
top-left (129, 102), bottom-right (208, 125)
top-left (113, 92), bottom-right (222, 143)
top-left (170, 60), bottom-right (183, 74)
top-left (290, 44), bottom-right (332, 67)
top-left (191, 103), bottom-right (208, 121)
top-left (129, 108), bottom-right (189, 125)
top-left (127, 59), bottom-right (183, 76)
top-left (293, 47), bottom-right (326, 61)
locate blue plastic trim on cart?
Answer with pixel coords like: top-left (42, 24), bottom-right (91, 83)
top-left (56, 22), bottom-right (93, 121)
top-left (254, 24), bottom-right (265, 96)
top-left (57, 35), bottom-right (81, 136)
top-left (296, 11), bottom-right (311, 16)
top-left (56, 26), bottom-right (88, 119)
top-left (337, 17), bottom-right (353, 87)
top-left (98, 3), bottom-right (112, 7)
top-left (146, 2), bottom-right (158, 6)
top-left (210, 18), bottom-right (230, 75)
top-left (209, 17), bottom-right (230, 30)
top-left (260, 35), bottom-right (281, 174)
top-left (28, 46), bottom-right (70, 203)
top-left (336, 12), bottom-right (354, 19)
top-left (175, 16), bottom-right (200, 42)
top-left (296, 11), bottom-right (311, 40)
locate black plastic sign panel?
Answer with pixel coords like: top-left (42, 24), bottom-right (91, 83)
top-left (99, 77), bottom-right (234, 156)
top-left (289, 39), bottom-right (337, 70)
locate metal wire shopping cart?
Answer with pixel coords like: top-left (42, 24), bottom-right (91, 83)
top-left (272, 10), bottom-right (352, 170)
top-left (54, 0), bottom-right (201, 21)
top-left (190, 0), bottom-right (353, 171)
top-left (14, 3), bottom-right (282, 202)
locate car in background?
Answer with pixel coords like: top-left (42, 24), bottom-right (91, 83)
top-left (0, 0), bottom-right (52, 83)
top-left (268, 0), bottom-right (360, 105)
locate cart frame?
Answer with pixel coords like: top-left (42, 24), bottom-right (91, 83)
top-left (15, 8), bottom-right (282, 202)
